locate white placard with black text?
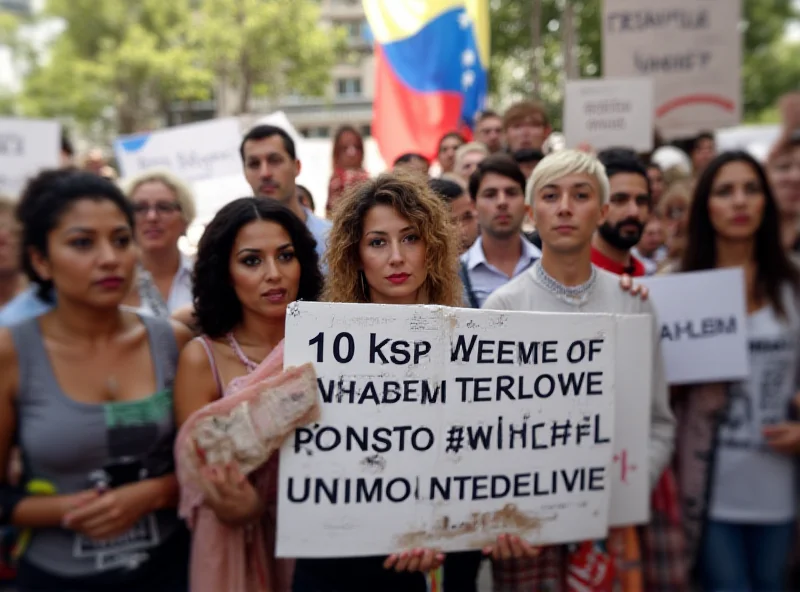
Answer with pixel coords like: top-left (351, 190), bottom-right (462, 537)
top-left (640, 268), bottom-right (749, 385)
top-left (564, 78), bottom-right (654, 152)
top-left (602, 0), bottom-right (742, 138)
top-left (277, 302), bottom-right (628, 558)
top-left (0, 117), bottom-right (60, 198)
top-left (114, 117), bottom-right (242, 183)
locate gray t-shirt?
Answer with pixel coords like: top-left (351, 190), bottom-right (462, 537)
top-left (484, 262), bottom-right (675, 488)
top-left (710, 286), bottom-right (800, 523)
top-left (10, 315), bottom-right (182, 577)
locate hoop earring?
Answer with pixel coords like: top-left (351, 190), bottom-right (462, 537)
top-left (359, 270), bottom-right (369, 301)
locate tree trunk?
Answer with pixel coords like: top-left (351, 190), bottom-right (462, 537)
top-left (562, 3), bottom-right (579, 80)
top-left (531, 0), bottom-right (542, 96)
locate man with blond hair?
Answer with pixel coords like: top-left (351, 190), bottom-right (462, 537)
top-left (454, 141), bottom-right (489, 182)
top-left (483, 149), bottom-right (680, 591)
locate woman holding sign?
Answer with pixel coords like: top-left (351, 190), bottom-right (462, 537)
top-left (173, 198), bottom-right (324, 592)
top-left (675, 151), bottom-right (800, 591)
top-left (291, 172), bottom-right (540, 592)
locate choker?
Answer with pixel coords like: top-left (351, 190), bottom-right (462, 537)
top-left (532, 260), bottom-right (597, 306)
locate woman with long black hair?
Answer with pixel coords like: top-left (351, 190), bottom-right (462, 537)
top-left (674, 151), bottom-right (800, 591)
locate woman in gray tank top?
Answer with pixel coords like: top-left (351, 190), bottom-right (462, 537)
top-left (0, 170), bottom-right (193, 591)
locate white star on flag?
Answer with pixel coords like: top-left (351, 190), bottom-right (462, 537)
top-left (461, 49), bottom-right (476, 67)
top-left (458, 11), bottom-right (471, 29)
top-left (462, 70), bottom-right (475, 90)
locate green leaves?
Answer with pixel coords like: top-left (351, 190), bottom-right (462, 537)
top-left (190, 0), bottom-right (344, 113)
top-left (490, 0), bottom-right (800, 126)
top-left (13, 0), bottom-right (341, 134)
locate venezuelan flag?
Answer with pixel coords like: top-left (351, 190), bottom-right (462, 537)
top-left (363, 0), bottom-right (490, 167)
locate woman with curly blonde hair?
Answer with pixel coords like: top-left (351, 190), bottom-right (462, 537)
top-left (291, 172), bottom-right (475, 592)
top-left (322, 171), bottom-right (463, 308)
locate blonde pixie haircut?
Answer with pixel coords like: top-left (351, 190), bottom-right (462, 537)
top-left (454, 142), bottom-right (489, 169)
top-left (323, 171), bottom-right (463, 307)
top-left (526, 149), bottom-right (610, 208)
top-left (124, 168), bottom-right (197, 226)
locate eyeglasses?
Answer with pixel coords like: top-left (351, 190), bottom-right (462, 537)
top-left (132, 202), bottom-right (182, 217)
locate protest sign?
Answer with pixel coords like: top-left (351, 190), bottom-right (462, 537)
top-left (609, 316), bottom-right (652, 527)
top-left (641, 268), bottom-right (749, 385)
top-left (602, 0), bottom-right (742, 138)
top-left (564, 78), bottom-right (654, 152)
top-left (114, 118), bottom-right (242, 182)
top-left (277, 302), bottom-right (619, 558)
top-left (0, 117), bottom-right (60, 198)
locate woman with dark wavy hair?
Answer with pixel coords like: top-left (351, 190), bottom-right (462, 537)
top-left (674, 151), bottom-right (800, 591)
top-left (173, 197), bottom-right (322, 591)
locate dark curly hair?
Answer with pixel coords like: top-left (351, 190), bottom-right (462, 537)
top-left (193, 198), bottom-right (323, 337)
top-left (16, 168), bottom-right (134, 301)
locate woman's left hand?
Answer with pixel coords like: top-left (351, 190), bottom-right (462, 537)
top-left (763, 422), bottom-right (800, 455)
top-left (62, 480), bottom-right (157, 541)
top-left (383, 547), bottom-right (444, 573)
top-left (619, 274), bottom-right (649, 300)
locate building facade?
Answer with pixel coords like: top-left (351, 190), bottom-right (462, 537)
top-left (171, 0), bottom-right (375, 139)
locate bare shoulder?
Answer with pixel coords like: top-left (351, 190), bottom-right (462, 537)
top-left (169, 319), bottom-right (194, 350)
top-left (177, 337), bottom-right (214, 374)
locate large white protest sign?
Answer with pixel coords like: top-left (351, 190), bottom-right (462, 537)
top-left (0, 117), bottom-right (60, 198)
top-left (641, 268), bottom-right (749, 385)
top-left (609, 316), bottom-right (652, 527)
top-left (564, 78), bottom-right (654, 152)
top-left (114, 118), bottom-right (242, 182)
top-left (277, 302), bottom-right (619, 557)
top-left (602, 1), bottom-right (742, 138)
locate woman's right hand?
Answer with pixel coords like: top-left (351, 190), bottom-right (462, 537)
top-left (199, 462), bottom-right (263, 527)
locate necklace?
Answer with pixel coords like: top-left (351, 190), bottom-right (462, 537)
top-left (226, 332), bottom-right (259, 373)
top-left (532, 260), bottom-right (597, 307)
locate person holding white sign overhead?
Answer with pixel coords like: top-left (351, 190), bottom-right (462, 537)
top-left (292, 172), bottom-right (500, 592)
top-left (673, 151), bottom-right (800, 592)
top-left (483, 149), bottom-right (676, 592)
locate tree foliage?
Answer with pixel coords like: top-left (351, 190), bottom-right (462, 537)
top-left (192, 0), bottom-right (345, 116)
top-left (14, 0), bottom-right (342, 135)
top-left (489, 0), bottom-right (800, 127)
top-left (19, 0), bottom-right (211, 135)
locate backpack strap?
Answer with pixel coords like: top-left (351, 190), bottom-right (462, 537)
top-left (459, 262), bottom-right (480, 309)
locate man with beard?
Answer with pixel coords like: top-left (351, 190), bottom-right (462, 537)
top-left (460, 154), bottom-right (541, 308)
top-left (591, 149), bottom-right (652, 277)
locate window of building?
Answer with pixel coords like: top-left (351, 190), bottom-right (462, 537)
top-left (360, 124), bottom-right (371, 138)
top-left (336, 77), bottom-right (362, 98)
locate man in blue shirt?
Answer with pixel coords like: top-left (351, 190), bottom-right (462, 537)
top-left (240, 125), bottom-right (331, 264)
top-left (460, 154), bottom-right (541, 308)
